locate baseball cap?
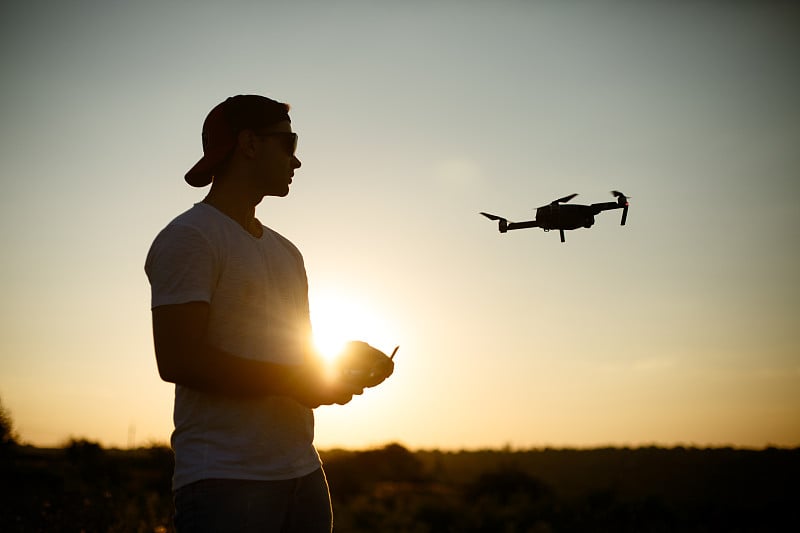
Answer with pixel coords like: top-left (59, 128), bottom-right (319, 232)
top-left (185, 95), bottom-right (291, 187)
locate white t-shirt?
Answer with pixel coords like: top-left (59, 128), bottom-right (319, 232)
top-left (145, 202), bottom-right (321, 489)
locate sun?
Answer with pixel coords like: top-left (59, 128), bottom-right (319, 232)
top-left (309, 289), bottom-right (395, 364)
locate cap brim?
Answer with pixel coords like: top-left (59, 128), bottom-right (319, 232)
top-left (184, 144), bottom-right (233, 187)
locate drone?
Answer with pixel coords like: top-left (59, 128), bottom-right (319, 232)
top-left (481, 191), bottom-right (630, 242)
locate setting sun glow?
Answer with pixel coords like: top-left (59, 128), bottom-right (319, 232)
top-left (309, 289), bottom-right (396, 363)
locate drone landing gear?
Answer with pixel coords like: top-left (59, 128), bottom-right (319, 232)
top-left (559, 229), bottom-right (565, 242)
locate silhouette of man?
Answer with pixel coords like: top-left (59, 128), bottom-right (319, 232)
top-left (145, 95), bottom-right (394, 532)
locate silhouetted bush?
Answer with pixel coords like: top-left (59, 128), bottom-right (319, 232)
top-left (461, 468), bottom-right (554, 532)
top-left (323, 442), bottom-right (428, 503)
top-left (0, 442), bottom-right (173, 532)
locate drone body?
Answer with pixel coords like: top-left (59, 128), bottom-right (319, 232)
top-left (481, 191), bottom-right (629, 242)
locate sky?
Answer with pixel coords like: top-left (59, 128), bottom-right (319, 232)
top-left (1, 0), bottom-right (798, 450)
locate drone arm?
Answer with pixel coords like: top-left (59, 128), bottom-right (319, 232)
top-left (481, 212), bottom-right (540, 233)
top-left (506, 220), bottom-right (539, 231)
top-left (589, 201), bottom-right (620, 214)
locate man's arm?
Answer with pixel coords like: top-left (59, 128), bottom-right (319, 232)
top-left (151, 301), bottom-right (358, 407)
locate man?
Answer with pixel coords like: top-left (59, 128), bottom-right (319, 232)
top-left (145, 95), bottom-right (394, 532)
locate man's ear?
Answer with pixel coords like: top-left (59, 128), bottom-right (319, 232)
top-left (237, 129), bottom-right (259, 158)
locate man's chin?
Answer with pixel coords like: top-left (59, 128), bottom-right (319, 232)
top-left (261, 179), bottom-right (291, 196)
top-left (265, 187), bottom-right (290, 198)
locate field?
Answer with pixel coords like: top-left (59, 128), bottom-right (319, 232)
top-left (1, 441), bottom-right (798, 532)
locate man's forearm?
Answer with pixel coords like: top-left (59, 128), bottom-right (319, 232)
top-left (151, 302), bottom-right (314, 399)
top-left (157, 342), bottom-right (305, 398)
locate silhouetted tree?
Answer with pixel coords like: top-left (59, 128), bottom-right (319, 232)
top-left (0, 396), bottom-right (17, 448)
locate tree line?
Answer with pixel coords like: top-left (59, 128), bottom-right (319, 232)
top-left (1, 400), bottom-right (797, 532)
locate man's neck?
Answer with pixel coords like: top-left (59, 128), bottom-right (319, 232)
top-left (202, 190), bottom-right (262, 238)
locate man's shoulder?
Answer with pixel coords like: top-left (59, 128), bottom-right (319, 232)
top-left (168, 202), bottom-right (218, 228)
top-left (147, 204), bottom-right (227, 260)
top-left (159, 203), bottom-right (234, 240)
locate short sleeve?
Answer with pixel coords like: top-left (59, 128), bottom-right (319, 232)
top-left (144, 223), bottom-right (217, 308)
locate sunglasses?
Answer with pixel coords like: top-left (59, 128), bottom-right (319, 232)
top-left (256, 131), bottom-right (298, 156)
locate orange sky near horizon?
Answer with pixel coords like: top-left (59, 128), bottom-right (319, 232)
top-left (1, 1), bottom-right (798, 451)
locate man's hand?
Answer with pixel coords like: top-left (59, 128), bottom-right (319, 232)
top-left (336, 341), bottom-right (395, 389)
top-left (287, 341), bottom-right (395, 408)
top-left (289, 361), bottom-right (364, 409)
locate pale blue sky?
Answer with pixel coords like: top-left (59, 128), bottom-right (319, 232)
top-left (1, 1), bottom-right (798, 449)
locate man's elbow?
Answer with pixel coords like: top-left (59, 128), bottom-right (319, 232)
top-left (157, 365), bottom-right (179, 384)
top-left (154, 352), bottom-right (183, 384)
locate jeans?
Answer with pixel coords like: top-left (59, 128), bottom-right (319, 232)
top-left (173, 468), bottom-right (332, 533)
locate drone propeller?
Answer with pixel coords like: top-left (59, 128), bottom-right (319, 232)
top-left (611, 190), bottom-right (629, 204)
top-left (480, 212), bottom-right (509, 233)
top-left (480, 212), bottom-right (504, 221)
top-left (551, 193), bottom-right (578, 205)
